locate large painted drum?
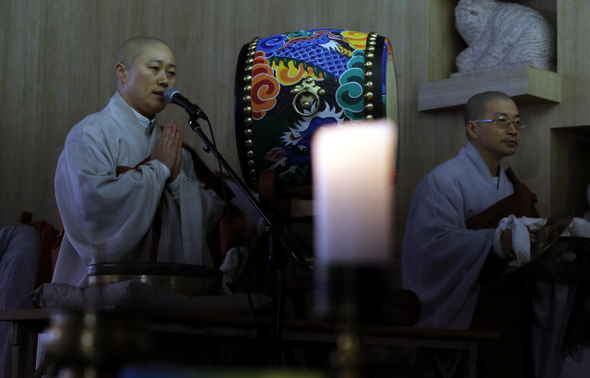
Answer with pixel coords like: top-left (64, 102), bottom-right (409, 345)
top-left (234, 29), bottom-right (399, 198)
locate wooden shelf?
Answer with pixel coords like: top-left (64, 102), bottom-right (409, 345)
top-left (418, 65), bottom-right (561, 112)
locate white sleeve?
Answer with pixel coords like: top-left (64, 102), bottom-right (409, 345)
top-left (54, 127), bottom-right (169, 263)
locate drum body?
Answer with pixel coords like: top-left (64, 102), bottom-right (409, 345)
top-left (234, 29), bottom-right (399, 198)
top-left (87, 262), bottom-right (222, 297)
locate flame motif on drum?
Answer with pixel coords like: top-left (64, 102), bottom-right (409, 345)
top-left (273, 60), bottom-right (324, 86)
top-left (341, 31), bottom-right (368, 49)
top-left (251, 52), bottom-right (280, 120)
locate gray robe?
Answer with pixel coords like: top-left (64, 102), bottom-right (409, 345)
top-left (53, 91), bottom-right (225, 287)
top-left (402, 142), bottom-right (514, 330)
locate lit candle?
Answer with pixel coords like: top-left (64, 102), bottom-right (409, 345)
top-left (312, 120), bottom-right (396, 266)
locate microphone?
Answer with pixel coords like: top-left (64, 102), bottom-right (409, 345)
top-left (163, 87), bottom-right (209, 121)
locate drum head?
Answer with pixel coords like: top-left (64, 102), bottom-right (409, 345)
top-left (234, 29), bottom-right (399, 198)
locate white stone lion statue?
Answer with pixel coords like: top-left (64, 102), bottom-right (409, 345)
top-left (453, 0), bottom-right (556, 77)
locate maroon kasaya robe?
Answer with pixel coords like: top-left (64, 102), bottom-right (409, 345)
top-left (465, 167), bottom-right (539, 378)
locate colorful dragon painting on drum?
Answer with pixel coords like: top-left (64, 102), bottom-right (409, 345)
top-left (234, 29), bottom-right (398, 198)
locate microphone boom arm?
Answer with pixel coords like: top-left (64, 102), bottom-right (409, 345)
top-left (187, 117), bottom-right (311, 273)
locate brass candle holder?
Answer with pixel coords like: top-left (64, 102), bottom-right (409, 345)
top-left (315, 264), bottom-right (389, 377)
top-left (43, 308), bottom-right (151, 378)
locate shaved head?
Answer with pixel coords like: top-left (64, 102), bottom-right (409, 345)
top-left (464, 91), bottom-right (512, 125)
top-left (114, 37), bottom-right (176, 118)
top-left (116, 37), bottom-right (171, 68)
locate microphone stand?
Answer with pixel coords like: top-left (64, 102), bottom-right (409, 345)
top-left (187, 116), bottom-right (311, 367)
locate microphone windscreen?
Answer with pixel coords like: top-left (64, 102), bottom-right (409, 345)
top-left (163, 87), bottom-right (180, 103)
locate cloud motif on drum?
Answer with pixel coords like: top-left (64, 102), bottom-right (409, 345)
top-left (251, 52), bottom-right (280, 120)
top-left (257, 34), bottom-right (289, 54)
top-left (265, 104), bottom-right (346, 179)
top-left (336, 50), bottom-right (366, 121)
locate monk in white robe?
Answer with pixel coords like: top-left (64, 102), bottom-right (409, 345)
top-left (403, 91), bottom-right (539, 376)
top-left (403, 92), bottom-right (590, 377)
top-left (37, 36), bottom-right (236, 370)
top-left (53, 36), bottom-right (226, 286)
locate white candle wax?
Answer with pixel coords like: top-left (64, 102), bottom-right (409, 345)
top-left (312, 120), bottom-right (396, 266)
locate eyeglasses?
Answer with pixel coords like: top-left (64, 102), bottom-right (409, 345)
top-left (472, 117), bottom-right (525, 130)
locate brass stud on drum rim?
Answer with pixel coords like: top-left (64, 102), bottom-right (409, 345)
top-left (242, 38), bottom-right (260, 187)
top-left (362, 32), bottom-right (379, 119)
